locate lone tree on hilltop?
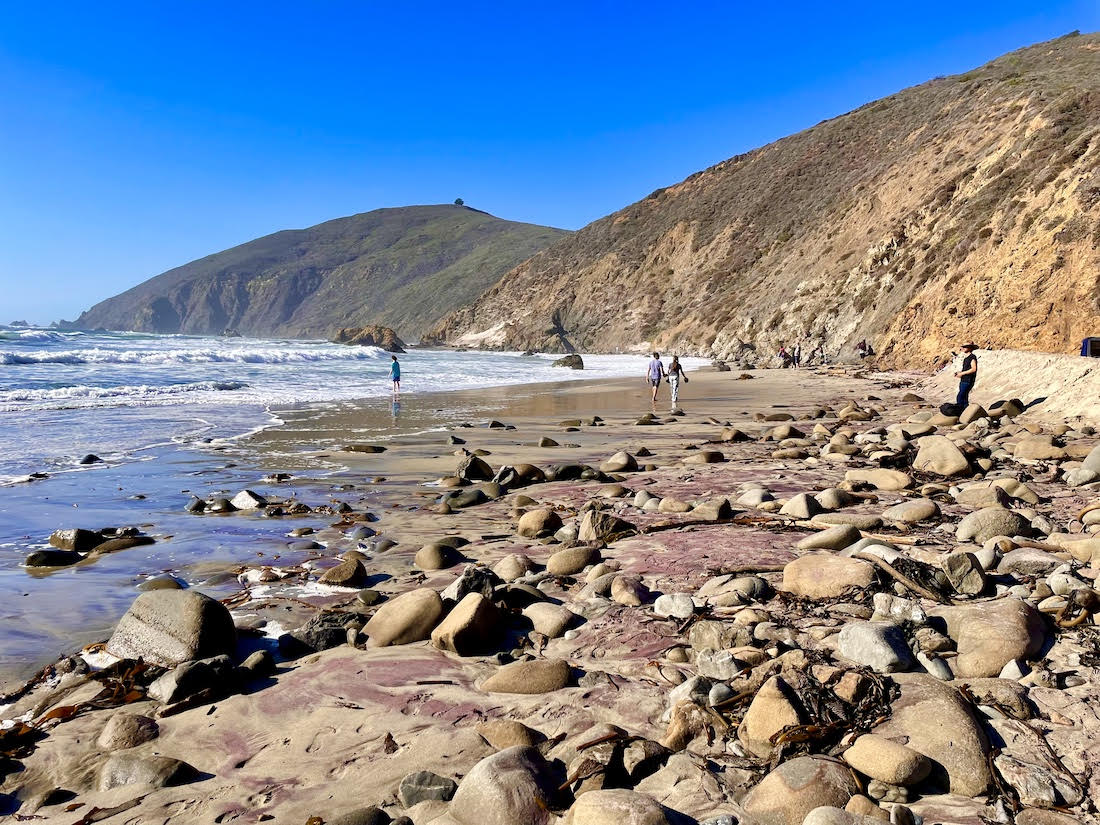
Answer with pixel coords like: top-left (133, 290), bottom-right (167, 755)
top-left (454, 197), bottom-right (465, 206)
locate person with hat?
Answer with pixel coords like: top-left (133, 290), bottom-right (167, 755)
top-left (954, 343), bottom-right (978, 408)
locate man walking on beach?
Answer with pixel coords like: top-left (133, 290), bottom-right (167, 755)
top-left (646, 352), bottom-right (665, 408)
top-left (390, 355), bottom-right (401, 395)
top-left (954, 343), bottom-right (977, 408)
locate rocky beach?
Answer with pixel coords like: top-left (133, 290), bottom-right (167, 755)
top-left (2, 359), bottom-right (1099, 825)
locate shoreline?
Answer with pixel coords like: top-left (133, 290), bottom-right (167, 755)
top-left (3, 363), bottom-right (1099, 824)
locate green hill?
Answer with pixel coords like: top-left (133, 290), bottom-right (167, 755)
top-left (74, 204), bottom-right (568, 339)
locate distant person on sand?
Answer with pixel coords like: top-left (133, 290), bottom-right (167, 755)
top-left (667, 355), bottom-right (688, 410)
top-left (646, 352), bottom-right (665, 407)
top-left (954, 343), bottom-right (978, 408)
top-left (390, 355), bottom-right (401, 395)
top-left (777, 345), bottom-right (792, 368)
top-left (793, 343), bottom-right (802, 368)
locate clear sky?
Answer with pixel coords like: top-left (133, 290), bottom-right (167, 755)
top-left (1, 1), bottom-right (1097, 323)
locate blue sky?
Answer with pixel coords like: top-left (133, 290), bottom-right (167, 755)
top-left (1, 1), bottom-right (1097, 323)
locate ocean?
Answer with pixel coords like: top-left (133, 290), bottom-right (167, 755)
top-left (0, 326), bottom-right (703, 683)
top-left (0, 326), bottom-right (675, 483)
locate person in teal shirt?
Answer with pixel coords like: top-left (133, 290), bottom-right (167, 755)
top-left (390, 355), bottom-right (401, 395)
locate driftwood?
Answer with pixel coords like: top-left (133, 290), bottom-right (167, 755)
top-left (853, 552), bottom-right (951, 604)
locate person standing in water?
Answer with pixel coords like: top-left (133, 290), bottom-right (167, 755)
top-left (667, 355), bottom-right (688, 410)
top-left (390, 354), bottom-right (401, 395)
top-left (646, 352), bottom-right (665, 408)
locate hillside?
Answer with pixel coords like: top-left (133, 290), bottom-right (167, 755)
top-left (74, 205), bottom-right (568, 339)
top-left (428, 32), bottom-right (1100, 366)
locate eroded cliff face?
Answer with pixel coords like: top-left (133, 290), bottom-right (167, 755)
top-left (428, 33), bottom-right (1100, 367)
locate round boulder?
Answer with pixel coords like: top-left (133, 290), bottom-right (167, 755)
top-left (106, 590), bottom-right (236, 667)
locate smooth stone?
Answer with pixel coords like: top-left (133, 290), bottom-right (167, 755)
top-left (97, 712), bottom-right (159, 751)
top-left (318, 558), bottom-right (367, 586)
top-left (872, 673), bottom-right (991, 796)
top-left (796, 525), bottom-right (862, 551)
top-left (547, 545), bottom-right (600, 576)
top-left (97, 753), bottom-right (197, 792)
top-left (415, 542), bottom-right (463, 570)
top-left (106, 590), bottom-right (236, 666)
top-left (563, 788), bottom-right (680, 825)
top-left (475, 720), bottom-right (544, 750)
top-left (654, 593), bottom-right (695, 619)
top-left (928, 598), bottom-right (1045, 678)
top-left (431, 592), bottom-right (500, 655)
top-left (449, 746), bottom-right (559, 825)
top-left (738, 675), bottom-right (805, 758)
top-left (844, 469), bottom-right (912, 491)
top-left (741, 755), bottom-right (859, 825)
top-left (363, 588), bottom-right (444, 647)
top-left (913, 436), bottom-right (970, 476)
top-left (782, 555), bottom-right (874, 599)
top-left (837, 622), bottom-right (914, 673)
top-left (517, 508), bottom-right (563, 538)
top-left (600, 451), bottom-right (639, 473)
top-left (481, 658), bottom-right (571, 694)
top-left (522, 602), bottom-right (577, 638)
top-left (882, 498), bottom-right (940, 524)
top-left (956, 508), bottom-right (1030, 544)
top-left (843, 734), bottom-right (931, 785)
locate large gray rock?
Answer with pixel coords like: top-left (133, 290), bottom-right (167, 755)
top-left (837, 622), bottom-right (913, 673)
top-left (106, 590), bottom-right (236, 666)
top-left (449, 746), bottom-right (560, 825)
top-left (147, 654), bottom-right (234, 704)
top-left (398, 770), bottom-right (458, 808)
top-left (913, 436), bottom-right (970, 476)
top-left (97, 753), bottom-right (197, 791)
top-left (956, 507), bottom-right (1030, 544)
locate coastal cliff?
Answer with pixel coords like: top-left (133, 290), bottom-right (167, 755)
top-left (429, 32), bottom-right (1100, 366)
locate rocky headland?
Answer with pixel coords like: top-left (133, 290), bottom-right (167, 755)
top-left (2, 364), bottom-right (1099, 825)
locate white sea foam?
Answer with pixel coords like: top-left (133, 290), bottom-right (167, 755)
top-left (0, 344), bottom-right (386, 365)
top-left (0, 380), bottom-right (248, 405)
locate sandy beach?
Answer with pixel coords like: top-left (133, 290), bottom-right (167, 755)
top-left (2, 361), bottom-right (1099, 825)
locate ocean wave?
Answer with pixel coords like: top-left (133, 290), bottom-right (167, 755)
top-left (0, 380), bottom-right (248, 404)
top-left (0, 330), bottom-right (85, 343)
top-left (0, 345), bottom-right (386, 366)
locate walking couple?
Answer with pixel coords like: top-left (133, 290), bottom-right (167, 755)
top-left (646, 352), bottom-right (687, 410)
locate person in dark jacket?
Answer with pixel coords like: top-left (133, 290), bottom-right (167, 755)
top-left (954, 343), bottom-right (978, 408)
